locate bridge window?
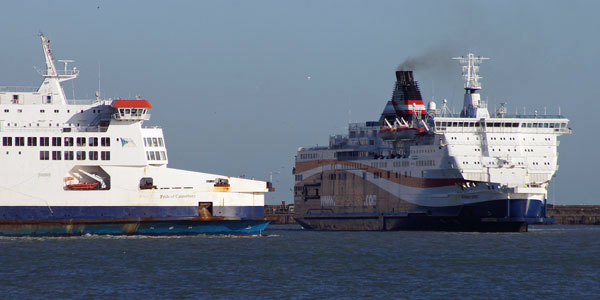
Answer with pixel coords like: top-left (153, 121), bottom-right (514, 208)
top-left (15, 137), bottom-right (24, 146)
top-left (64, 137), bottom-right (74, 146)
top-left (27, 137), bottom-right (37, 146)
top-left (3, 137), bottom-right (12, 146)
top-left (52, 137), bottom-right (61, 146)
top-left (76, 137), bottom-right (86, 146)
top-left (101, 137), bottom-right (110, 147)
top-left (89, 137), bottom-right (98, 146)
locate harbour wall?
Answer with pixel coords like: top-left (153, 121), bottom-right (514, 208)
top-left (264, 204), bottom-right (600, 225)
top-left (547, 205), bottom-right (600, 225)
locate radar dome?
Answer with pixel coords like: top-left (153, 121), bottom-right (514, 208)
top-left (428, 101), bottom-right (437, 111)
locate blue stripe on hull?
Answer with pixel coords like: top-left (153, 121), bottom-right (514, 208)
top-left (0, 220), bottom-right (270, 236)
top-left (0, 206), bottom-right (264, 220)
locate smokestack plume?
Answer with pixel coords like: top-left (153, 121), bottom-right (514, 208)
top-left (396, 43), bottom-right (458, 72)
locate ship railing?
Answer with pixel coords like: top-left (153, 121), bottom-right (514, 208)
top-left (0, 86), bottom-right (38, 92)
top-left (66, 99), bottom-right (103, 105)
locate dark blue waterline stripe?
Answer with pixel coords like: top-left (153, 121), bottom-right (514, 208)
top-left (0, 206), bottom-right (264, 220)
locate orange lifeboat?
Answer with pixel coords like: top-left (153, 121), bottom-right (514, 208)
top-left (66, 182), bottom-right (99, 190)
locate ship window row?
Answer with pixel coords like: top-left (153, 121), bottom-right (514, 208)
top-left (146, 151), bottom-right (167, 161)
top-left (2, 137), bottom-right (111, 147)
top-left (416, 160), bottom-right (435, 167)
top-left (521, 122), bottom-right (566, 129)
top-left (436, 121), bottom-right (567, 129)
top-left (414, 148), bottom-right (435, 153)
top-left (393, 161), bottom-right (410, 167)
top-left (39, 150), bottom-right (110, 161)
top-left (143, 137), bottom-right (164, 147)
top-left (1, 108), bottom-right (83, 114)
top-left (371, 162), bottom-right (387, 168)
top-left (300, 153), bottom-right (319, 160)
top-left (295, 175), bottom-right (303, 181)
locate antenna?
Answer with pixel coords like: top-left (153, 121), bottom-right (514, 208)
top-left (348, 96), bottom-right (352, 125)
top-left (431, 80), bottom-right (435, 101)
top-left (97, 61), bottom-right (101, 100)
top-left (452, 52), bottom-right (489, 90)
top-left (37, 33), bottom-right (79, 104)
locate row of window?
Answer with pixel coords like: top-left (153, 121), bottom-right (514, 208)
top-left (416, 160), bottom-right (435, 167)
top-left (371, 162), bottom-right (387, 168)
top-left (143, 137), bottom-right (164, 147)
top-left (3, 137), bottom-right (111, 147)
top-left (392, 161), bottom-right (410, 167)
top-left (146, 151), bottom-right (167, 161)
top-left (40, 151), bottom-right (110, 161)
top-left (436, 121), bottom-right (567, 129)
top-left (448, 136), bottom-right (551, 142)
top-left (2, 107), bottom-right (104, 114)
top-left (299, 153), bottom-right (319, 160)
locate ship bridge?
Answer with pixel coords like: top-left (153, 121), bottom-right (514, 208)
top-left (111, 100), bottom-right (152, 121)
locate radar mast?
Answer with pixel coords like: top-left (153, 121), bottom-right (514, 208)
top-left (453, 52), bottom-right (490, 118)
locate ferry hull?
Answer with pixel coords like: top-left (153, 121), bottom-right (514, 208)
top-left (0, 219), bottom-right (270, 236)
top-left (295, 199), bottom-right (551, 232)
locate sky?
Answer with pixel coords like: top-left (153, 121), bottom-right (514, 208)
top-left (0, 1), bottom-right (598, 204)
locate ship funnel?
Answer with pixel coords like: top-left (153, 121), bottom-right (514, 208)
top-left (379, 70), bottom-right (426, 127)
top-left (395, 70), bottom-right (415, 85)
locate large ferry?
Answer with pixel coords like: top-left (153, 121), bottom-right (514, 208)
top-left (293, 53), bottom-right (571, 232)
top-left (0, 34), bottom-right (272, 236)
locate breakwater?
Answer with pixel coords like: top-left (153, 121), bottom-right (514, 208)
top-left (547, 205), bottom-right (600, 225)
top-left (264, 204), bottom-right (600, 225)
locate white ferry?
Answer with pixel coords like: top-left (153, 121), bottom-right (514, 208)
top-left (293, 53), bottom-right (571, 232)
top-left (0, 34), bottom-right (272, 236)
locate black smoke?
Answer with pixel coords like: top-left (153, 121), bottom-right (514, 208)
top-left (396, 43), bottom-right (460, 72)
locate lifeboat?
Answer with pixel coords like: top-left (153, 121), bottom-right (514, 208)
top-left (66, 182), bottom-right (99, 190)
top-left (380, 126), bottom-right (418, 141)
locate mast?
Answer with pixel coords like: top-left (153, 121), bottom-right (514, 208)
top-left (37, 34), bottom-right (79, 105)
top-left (452, 52), bottom-right (489, 118)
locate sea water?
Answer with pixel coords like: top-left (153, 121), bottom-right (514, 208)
top-left (1, 225), bottom-right (599, 299)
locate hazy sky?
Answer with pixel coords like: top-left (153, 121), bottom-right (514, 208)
top-left (1, 1), bottom-right (597, 204)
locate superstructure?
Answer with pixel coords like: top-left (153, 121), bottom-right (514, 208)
top-left (0, 34), bottom-right (271, 236)
top-left (293, 53), bottom-right (570, 232)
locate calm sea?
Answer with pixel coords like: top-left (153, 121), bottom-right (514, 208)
top-left (1, 225), bottom-right (599, 299)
